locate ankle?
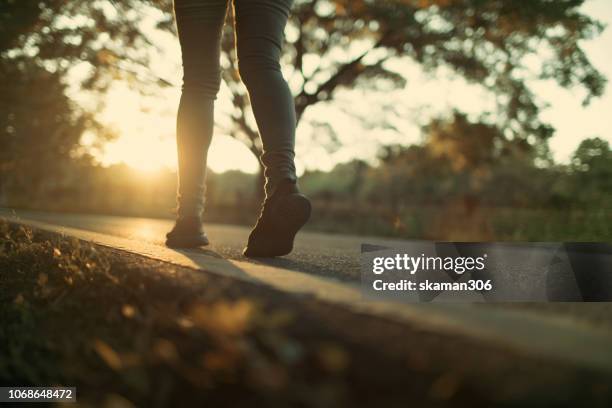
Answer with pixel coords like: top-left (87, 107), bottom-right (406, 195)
top-left (176, 214), bottom-right (202, 224)
top-left (266, 177), bottom-right (298, 198)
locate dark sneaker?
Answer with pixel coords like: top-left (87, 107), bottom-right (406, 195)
top-left (165, 216), bottom-right (209, 248)
top-left (243, 180), bottom-right (311, 257)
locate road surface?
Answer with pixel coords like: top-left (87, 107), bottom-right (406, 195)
top-left (0, 208), bottom-right (395, 281)
top-left (2, 207), bottom-right (612, 374)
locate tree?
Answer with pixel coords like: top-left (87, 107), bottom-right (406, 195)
top-left (366, 109), bottom-right (575, 216)
top-left (0, 61), bottom-right (88, 204)
top-left (215, 0), bottom-right (605, 182)
top-left (0, 0), bottom-right (169, 201)
top-left (570, 137), bottom-right (612, 207)
top-left (1, 0), bottom-right (173, 92)
top-left (2, 0), bottom-right (606, 202)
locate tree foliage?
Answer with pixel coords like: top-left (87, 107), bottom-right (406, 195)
top-left (0, 0), bottom-right (608, 201)
top-left (0, 0), bottom-right (171, 198)
top-left (1, 0), bottom-right (174, 90)
top-left (570, 137), bottom-right (612, 206)
top-left (220, 0), bottom-right (606, 161)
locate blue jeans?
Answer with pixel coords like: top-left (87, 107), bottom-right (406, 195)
top-left (173, 0), bottom-right (297, 218)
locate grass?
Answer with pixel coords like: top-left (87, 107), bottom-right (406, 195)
top-left (307, 204), bottom-right (611, 241)
top-left (1, 220), bottom-right (612, 407)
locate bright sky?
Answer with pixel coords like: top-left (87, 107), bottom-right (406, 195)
top-left (79, 0), bottom-right (612, 174)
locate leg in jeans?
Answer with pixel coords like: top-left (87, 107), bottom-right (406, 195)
top-left (233, 0), bottom-right (297, 197)
top-left (236, 0), bottom-right (310, 257)
top-left (170, 0), bottom-right (309, 252)
top-left (173, 0), bottom-right (229, 218)
top-left (166, 0), bottom-right (228, 247)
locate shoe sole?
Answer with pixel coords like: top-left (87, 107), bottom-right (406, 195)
top-left (165, 234), bottom-right (210, 249)
top-left (244, 193), bottom-right (311, 257)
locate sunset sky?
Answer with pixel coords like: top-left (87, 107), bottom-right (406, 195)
top-left (77, 0), bottom-right (612, 174)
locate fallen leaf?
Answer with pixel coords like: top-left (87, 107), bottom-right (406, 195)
top-left (191, 300), bottom-right (255, 336)
top-left (37, 273), bottom-right (48, 287)
top-left (153, 338), bottom-right (179, 362)
top-left (429, 373), bottom-right (460, 400)
top-left (260, 309), bottom-right (295, 329)
top-left (103, 394), bottom-right (135, 408)
top-left (93, 339), bottom-right (122, 370)
top-left (121, 304), bottom-right (136, 318)
top-left (14, 293), bottom-right (24, 305)
top-left (317, 343), bottom-right (349, 373)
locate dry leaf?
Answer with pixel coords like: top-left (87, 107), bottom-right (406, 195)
top-left (153, 338), bottom-right (179, 362)
top-left (121, 304), bottom-right (136, 318)
top-left (429, 373), bottom-right (460, 400)
top-left (103, 394), bottom-right (135, 408)
top-left (191, 300), bottom-right (254, 336)
top-left (14, 293), bottom-right (25, 305)
top-left (37, 273), bottom-right (48, 287)
top-left (317, 343), bottom-right (349, 373)
top-left (93, 339), bottom-right (122, 370)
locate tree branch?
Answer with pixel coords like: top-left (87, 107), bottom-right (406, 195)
top-left (295, 32), bottom-right (391, 122)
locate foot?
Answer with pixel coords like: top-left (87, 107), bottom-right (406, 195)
top-left (165, 216), bottom-right (209, 248)
top-left (243, 180), bottom-right (311, 257)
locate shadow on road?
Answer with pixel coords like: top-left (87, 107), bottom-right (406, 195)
top-left (168, 247), bottom-right (254, 281)
top-left (169, 245), bottom-right (352, 283)
top-left (248, 256), bottom-right (348, 279)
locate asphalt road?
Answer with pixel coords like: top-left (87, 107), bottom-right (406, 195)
top-left (3, 208), bottom-right (612, 330)
top-left (0, 208), bottom-right (404, 281)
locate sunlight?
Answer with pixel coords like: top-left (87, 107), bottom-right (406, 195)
top-left (207, 136), bottom-right (260, 174)
top-left (101, 129), bottom-right (260, 174)
top-left (101, 125), bottom-right (177, 172)
top-left (82, 0), bottom-right (612, 173)
top-left (132, 223), bottom-right (157, 241)
top-left (95, 84), bottom-right (259, 174)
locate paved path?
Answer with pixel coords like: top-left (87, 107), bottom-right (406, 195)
top-left (0, 209), bottom-right (395, 281)
top-left (2, 208), bottom-right (612, 374)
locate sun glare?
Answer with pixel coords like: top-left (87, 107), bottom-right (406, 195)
top-left (101, 129), bottom-right (176, 172)
top-left (101, 130), bottom-right (260, 174)
top-left (92, 84), bottom-right (260, 174)
top-left (82, 0), bottom-right (612, 174)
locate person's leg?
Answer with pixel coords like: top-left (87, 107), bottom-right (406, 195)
top-left (174, 0), bottom-right (229, 218)
top-left (233, 0), bottom-right (310, 257)
top-left (167, 0), bottom-right (229, 247)
top-left (233, 0), bottom-right (297, 197)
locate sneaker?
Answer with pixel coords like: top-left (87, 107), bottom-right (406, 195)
top-left (243, 180), bottom-right (311, 257)
top-left (165, 215), bottom-right (209, 248)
